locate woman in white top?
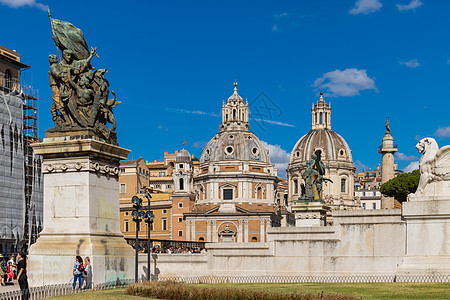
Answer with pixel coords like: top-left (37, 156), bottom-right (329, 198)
top-left (82, 256), bottom-right (92, 289)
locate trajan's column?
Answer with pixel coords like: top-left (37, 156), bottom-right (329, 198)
top-left (379, 118), bottom-right (398, 209)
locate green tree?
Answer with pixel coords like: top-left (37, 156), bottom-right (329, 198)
top-left (380, 169), bottom-right (420, 203)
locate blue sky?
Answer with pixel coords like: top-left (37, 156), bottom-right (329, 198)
top-left (2, 0), bottom-right (450, 178)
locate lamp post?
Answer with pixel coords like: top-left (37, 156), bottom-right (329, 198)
top-left (144, 193), bottom-right (154, 281)
top-left (132, 194), bottom-right (154, 282)
top-left (131, 195), bottom-right (143, 282)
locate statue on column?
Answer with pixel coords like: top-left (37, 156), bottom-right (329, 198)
top-left (47, 11), bottom-right (120, 144)
top-left (385, 117), bottom-right (391, 134)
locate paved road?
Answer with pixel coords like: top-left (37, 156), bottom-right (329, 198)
top-left (0, 280), bottom-right (20, 292)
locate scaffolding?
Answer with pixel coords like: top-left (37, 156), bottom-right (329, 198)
top-left (21, 80), bottom-right (42, 248)
top-left (0, 71), bottom-right (42, 252)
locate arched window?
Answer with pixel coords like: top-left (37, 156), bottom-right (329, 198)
top-left (325, 113), bottom-right (328, 124)
top-left (257, 186), bottom-right (262, 199)
top-left (315, 113), bottom-right (317, 124)
top-left (320, 112), bottom-right (323, 124)
top-left (199, 186), bottom-right (204, 200)
top-left (226, 114), bottom-right (228, 121)
top-left (233, 109), bottom-right (236, 120)
top-left (251, 237), bottom-right (258, 242)
top-left (4, 70), bottom-right (12, 89)
top-left (199, 237), bottom-right (205, 242)
top-left (341, 178), bottom-right (346, 193)
top-left (179, 178), bottom-right (184, 190)
top-left (294, 179), bottom-right (298, 194)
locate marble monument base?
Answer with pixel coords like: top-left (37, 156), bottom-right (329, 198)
top-left (28, 135), bottom-right (134, 287)
top-left (397, 199), bottom-right (450, 276)
top-left (292, 200), bottom-right (330, 227)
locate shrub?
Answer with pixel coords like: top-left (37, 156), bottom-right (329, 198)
top-left (126, 280), bottom-right (359, 300)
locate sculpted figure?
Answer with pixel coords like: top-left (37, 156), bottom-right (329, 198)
top-left (71, 47), bottom-right (97, 76)
top-left (99, 91), bottom-right (119, 131)
top-left (89, 69), bottom-right (109, 127)
top-left (68, 72), bottom-right (94, 107)
top-left (48, 54), bottom-right (71, 125)
top-left (410, 138), bottom-right (450, 198)
top-left (48, 14), bottom-right (119, 143)
top-left (301, 154), bottom-right (318, 200)
top-left (300, 150), bottom-right (332, 201)
top-left (385, 117), bottom-right (391, 133)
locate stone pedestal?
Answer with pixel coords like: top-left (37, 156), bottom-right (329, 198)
top-left (397, 199), bottom-right (450, 275)
top-left (292, 201), bottom-right (330, 227)
top-left (28, 135), bottom-right (134, 287)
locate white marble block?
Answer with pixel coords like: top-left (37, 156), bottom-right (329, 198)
top-left (292, 202), bottom-right (330, 227)
top-left (397, 138), bottom-right (450, 275)
top-left (27, 136), bottom-right (134, 287)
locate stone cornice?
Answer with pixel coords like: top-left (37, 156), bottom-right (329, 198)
top-left (42, 157), bottom-right (120, 177)
top-left (32, 137), bottom-right (130, 161)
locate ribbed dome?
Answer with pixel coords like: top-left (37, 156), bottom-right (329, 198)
top-left (290, 129), bottom-right (352, 164)
top-left (176, 149), bottom-right (191, 163)
top-left (200, 131), bottom-right (271, 164)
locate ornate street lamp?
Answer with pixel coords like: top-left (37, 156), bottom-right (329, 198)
top-left (131, 194), bottom-right (155, 282)
top-left (131, 195), bottom-right (143, 282)
top-left (144, 194), bottom-right (155, 281)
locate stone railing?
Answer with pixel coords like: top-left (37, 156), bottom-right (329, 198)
top-left (159, 274), bottom-right (450, 283)
top-left (0, 279), bottom-right (135, 300)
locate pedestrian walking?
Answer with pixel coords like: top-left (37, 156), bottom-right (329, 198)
top-left (82, 256), bottom-right (92, 289)
top-left (0, 254), bottom-right (5, 286)
top-left (7, 256), bottom-right (16, 282)
top-left (72, 256), bottom-right (84, 289)
top-left (17, 252), bottom-right (29, 300)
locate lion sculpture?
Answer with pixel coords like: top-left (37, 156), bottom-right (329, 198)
top-left (408, 137), bottom-right (450, 199)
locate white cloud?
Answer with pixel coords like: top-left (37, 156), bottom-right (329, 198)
top-left (355, 160), bottom-right (368, 172)
top-left (0, 0), bottom-right (47, 10)
top-left (274, 12), bottom-right (288, 18)
top-left (156, 125), bottom-right (168, 131)
top-left (313, 68), bottom-right (376, 97)
top-left (192, 141), bottom-right (208, 149)
top-left (404, 161), bottom-right (419, 173)
top-left (261, 141), bottom-right (290, 178)
top-left (395, 152), bottom-right (417, 161)
top-left (165, 107), bottom-right (219, 117)
top-left (399, 59), bottom-right (420, 68)
top-left (396, 0), bottom-right (423, 11)
top-left (252, 118), bottom-right (295, 128)
top-left (349, 0), bottom-right (382, 15)
top-left (435, 126), bottom-right (450, 138)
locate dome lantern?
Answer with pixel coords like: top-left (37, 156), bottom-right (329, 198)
top-left (311, 91), bottom-right (332, 130)
top-left (220, 80), bottom-right (249, 132)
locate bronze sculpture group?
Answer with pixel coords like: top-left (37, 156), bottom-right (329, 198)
top-left (299, 150), bottom-right (332, 202)
top-left (47, 12), bottom-right (119, 143)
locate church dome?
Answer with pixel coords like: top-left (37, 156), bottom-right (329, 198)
top-left (289, 92), bottom-right (352, 164)
top-left (290, 129), bottom-right (352, 164)
top-left (176, 149), bottom-right (191, 163)
top-left (200, 131), bottom-right (271, 164)
top-left (287, 92), bottom-right (356, 211)
top-left (200, 80), bottom-right (271, 164)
